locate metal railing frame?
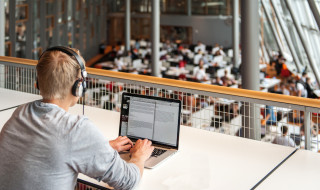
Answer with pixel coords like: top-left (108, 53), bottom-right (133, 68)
top-left (1, 56), bottom-right (320, 150)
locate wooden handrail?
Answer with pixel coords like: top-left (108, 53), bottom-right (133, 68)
top-left (0, 56), bottom-right (319, 108)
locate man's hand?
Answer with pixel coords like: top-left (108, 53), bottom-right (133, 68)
top-left (130, 139), bottom-right (154, 163)
top-left (109, 136), bottom-right (133, 152)
top-left (129, 139), bottom-right (154, 177)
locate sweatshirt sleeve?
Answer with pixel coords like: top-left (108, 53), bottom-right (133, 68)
top-left (68, 118), bottom-right (140, 190)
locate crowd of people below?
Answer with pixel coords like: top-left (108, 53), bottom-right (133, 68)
top-left (263, 53), bottom-right (319, 99)
top-left (91, 40), bottom-right (320, 150)
top-left (95, 39), bottom-right (319, 101)
top-left (95, 39), bottom-right (239, 87)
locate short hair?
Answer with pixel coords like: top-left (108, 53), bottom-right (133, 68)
top-left (36, 48), bottom-right (83, 100)
top-left (281, 125), bottom-right (288, 135)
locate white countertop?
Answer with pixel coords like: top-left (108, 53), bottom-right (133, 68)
top-left (257, 149), bottom-right (320, 189)
top-left (1, 89), bottom-right (315, 190)
top-left (0, 88), bottom-right (42, 111)
top-left (69, 104), bottom-right (295, 190)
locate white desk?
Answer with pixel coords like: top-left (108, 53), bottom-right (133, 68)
top-left (69, 105), bottom-right (295, 190)
top-left (0, 88), bottom-right (42, 111)
top-left (0, 91), bottom-right (300, 190)
top-left (260, 78), bottom-right (281, 90)
top-left (257, 149), bottom-right (320, 189)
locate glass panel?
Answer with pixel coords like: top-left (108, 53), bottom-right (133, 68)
top-left (161, 0), bottom-right (187, 14)
top-left (107, 0), bottom-right (125, 13)
top-left (132, 0), bottom-right (150, 13)
top-left (192, 0), bottom-right (229, 15)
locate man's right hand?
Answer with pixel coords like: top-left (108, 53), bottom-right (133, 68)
top-left (130, 139), bottom-right (154, 163)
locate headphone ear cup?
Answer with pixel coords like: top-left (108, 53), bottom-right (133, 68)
top-left (72, 80), bottom-right (80, 97)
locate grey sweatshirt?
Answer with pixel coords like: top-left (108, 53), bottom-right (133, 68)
top-left (0, 100), bottom-right (140, 190)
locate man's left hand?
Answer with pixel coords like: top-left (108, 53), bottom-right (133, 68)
top-left (109, 136), bottom-right (133, 152)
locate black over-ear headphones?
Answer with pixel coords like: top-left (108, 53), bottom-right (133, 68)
top-left (36, 46), bottom-right (87, 97)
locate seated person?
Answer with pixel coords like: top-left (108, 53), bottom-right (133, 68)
top-left (194, 41), bottom-right (206, 53)
top-left (194, 64), bottom-right (209, 82)
top-left (300, 124), bottom-right (318, 137)
top-left (103, 94), bottom-right (119, 111)
top-left (212, 77), bottom-right (223, 86)
top-left (114, 56), bottom-right (127, 71)
top-left (212, 43), bottom-right (220, 55)
top-left (193, 59), bottom-right (205, 77)
top-left (276, 82), bottom-right (290, 95)
top-left (266, 61), bottom-right (277, 78)
top-left (193, 49), bottom-right (203, 65)
top-left (263, 105), bottom-right (277, 126)
top-left (306, 77), bottom-right (317, 98)
top-left (272, 125), bottom-right (295, 147)
top-left (221, 69), bottom-right (236, 86)
top-left (0, 47), bottom-right (154, 189)
top-left (211, 102), bottom-right (239, 128)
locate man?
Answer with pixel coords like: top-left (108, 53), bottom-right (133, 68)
top-left (193, 49), bottom-right (203, 65)
top-left (0, 47), bottom-right (154, 190)
top-left (272, 125), bottom-right (295, 147)
top-left (194, 41), bottom-right (206, 53)
top-left (265, 105), bottom-right (277, 126)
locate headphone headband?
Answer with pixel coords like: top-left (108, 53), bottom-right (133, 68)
top-left (37, 46), bottom-right (87, 98)
top-left (39, 46), bottom-right (87, 78)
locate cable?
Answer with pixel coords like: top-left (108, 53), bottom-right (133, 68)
top-left (83, 93), bottom-right (85, 115)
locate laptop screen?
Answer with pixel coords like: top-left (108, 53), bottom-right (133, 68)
top-left (119, 93), bottom-right (181, 149)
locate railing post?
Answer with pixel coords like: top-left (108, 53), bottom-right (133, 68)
top-left (304, 111), bottom-right (311, 150)
top-left (125, 0), bottom-right (131, 53)
top-left (151, 0), bottom-right (160, 77)
top-left (187, 0), bottom-right (192, 16)
top-left (241, 0), bottom-right (260, 140)
top-left (232, 0), bottom-right (239, 67)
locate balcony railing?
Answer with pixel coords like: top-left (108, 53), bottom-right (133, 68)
top-left (1, 56), bottom-right (319, 152)
top-left (1, 56), bottom-right (320, 189)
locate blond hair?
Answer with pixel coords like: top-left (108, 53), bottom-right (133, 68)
top-left (36, 48), bottom-right (83, 100)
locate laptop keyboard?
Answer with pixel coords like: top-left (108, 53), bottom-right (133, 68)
top-left (151, 148), bottom-right (167, 157)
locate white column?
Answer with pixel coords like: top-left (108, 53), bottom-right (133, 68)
top-left (232, 0), bottom-right (239, 67)
top-left (241, 0), bottom-right (260, 140)
top-left (151, 0), bottom-right (160, 77)
top-left (125, 0), bottom-right (131, 52)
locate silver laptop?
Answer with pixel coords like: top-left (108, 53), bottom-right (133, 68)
top-left (119, 92), bottom-right (181, 169)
